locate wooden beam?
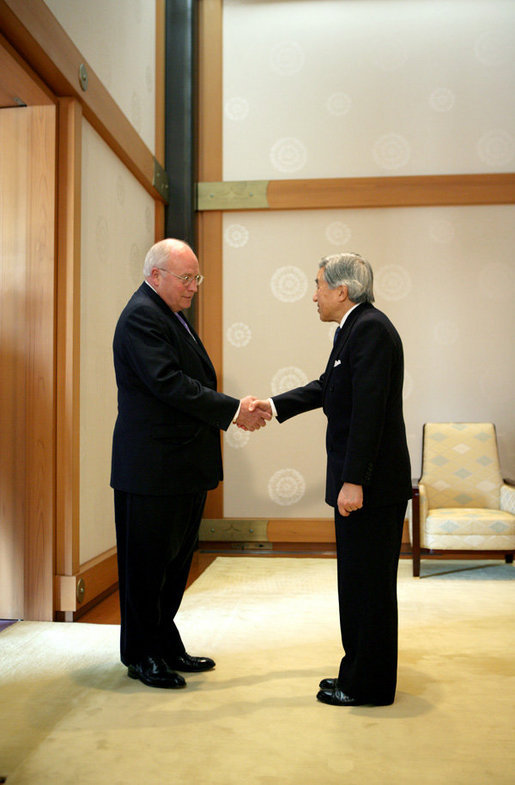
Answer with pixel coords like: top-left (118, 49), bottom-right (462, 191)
top-left (0, 0), bottom-right (165, 201)
top-left (267, 173), bottom-right (515, 210)
top-left (197, 173), bottom-right (515, 212)
top-left (197, 0), bottom-right (224, 519)
top-left (55, 97), bottom-right (82, 578)
top-left (0, 31), bottom-right (54, 107)
top-left (197, 0), bottom-right (223, 184)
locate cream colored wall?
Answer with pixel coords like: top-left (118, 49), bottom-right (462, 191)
top-left (223, 206), bottom-right (515, 517)
top-left (224, 0), bottom-right (514, 179)
top-left (43, 0), bottom-right (156, 152)
top-left (80, 119), bottom-right (155, 562)
top-left (41, 1), bottom-right (157, 562)
top-left (222, 0), bottom-right (515, 518)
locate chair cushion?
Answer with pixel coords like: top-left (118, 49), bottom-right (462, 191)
top-left (423, 507), bottom-right (515, 550)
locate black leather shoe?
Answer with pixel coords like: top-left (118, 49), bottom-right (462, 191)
top-left (127, 656), bottom-right (186, 688)
top-left (319, 677), bottom-right (337, 690)
top-left (166, 652), bottom-right (216, 672)
top-left (317, 687), bottom-right (364, 706)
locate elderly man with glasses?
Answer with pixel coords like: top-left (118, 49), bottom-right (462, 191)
top-left (111, 238), bottom-right (269, 689)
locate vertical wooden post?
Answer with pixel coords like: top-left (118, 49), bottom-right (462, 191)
top-left (55, 98), bottom-right (82, 590)
top-left (197, 0), bottom-right (224, 518)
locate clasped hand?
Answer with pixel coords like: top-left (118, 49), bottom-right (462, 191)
top-left (235, 397), bottom-right (272, 432)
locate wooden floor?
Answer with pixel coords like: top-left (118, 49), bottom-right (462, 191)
top-left (77, 544), bottom-right (416, 625)
top-left (78, 551), bottom-right (218, 625)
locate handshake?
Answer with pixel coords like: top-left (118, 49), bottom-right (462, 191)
top-left (235, 395), bottom-right (273, 432)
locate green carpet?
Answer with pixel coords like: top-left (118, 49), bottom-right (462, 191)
top-left (1, 558), bottom-right (514, 784)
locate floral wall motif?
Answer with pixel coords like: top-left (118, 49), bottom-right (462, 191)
top-left (221, 0), bottom-right (515, 518)
top-left (223, 0), bottom-right (515, 180)
top-left (222, 205), bottom-right (514, 517)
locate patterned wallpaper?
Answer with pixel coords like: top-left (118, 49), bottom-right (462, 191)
top-left (80, 119), bottom-right (155, 562)
top-left (223, 0), bottom-right (515, 179)
top-left (221, 0), bottom-right (515, 519)
top-left (43, 0), bottom-right (156, 152)
top-left (221, 206), bottom-right (514, 518)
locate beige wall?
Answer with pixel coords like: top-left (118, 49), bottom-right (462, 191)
top-left (221, 0), bottom-right (515, 517)
top-left (224, 0), bottom-right (514, 179)
top-left (80, 118), bottom-right (155, 562)
top-left (43, 0), bottom-right (157, 563)
top-left (44, 0), bottom-right (156, 152)
top-left (222, 206), bottom-right (515, 517)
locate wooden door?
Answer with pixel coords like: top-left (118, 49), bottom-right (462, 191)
top-left (0, 41), bottom-right (56, 620)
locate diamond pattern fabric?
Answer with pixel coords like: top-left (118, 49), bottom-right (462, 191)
top-left (416, 423), bottom-right (515, 554)
top-left (420, 423), bottom-right (502, 509)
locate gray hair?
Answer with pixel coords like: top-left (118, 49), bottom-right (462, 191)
top-left (319, 252), bottom-right (375, 304)
top-left (142, 239), bottom-right (192, 277)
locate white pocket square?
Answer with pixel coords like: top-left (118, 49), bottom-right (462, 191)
top-left (333, 359), bottom-right (341, 367)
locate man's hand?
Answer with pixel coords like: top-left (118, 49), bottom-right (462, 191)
top-left (337, 483), bottom-right (363, 517)
top-left (236, 396), bottom-right (272, 431)
top-left (249, 399), bottom-right (273, 417)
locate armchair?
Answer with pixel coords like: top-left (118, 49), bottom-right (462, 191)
top-left (411, 423), bottom-right (515, 577)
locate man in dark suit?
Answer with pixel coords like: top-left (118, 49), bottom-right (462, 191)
top-left (252, 252), bottom-right (411, 706)
top-left (111, 238), bottom-right (269, 689)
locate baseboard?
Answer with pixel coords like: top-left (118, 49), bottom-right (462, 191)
top-left (199, 517), bottom-right (411, 547)
top-left (55, 547), bottom-right (118, 619)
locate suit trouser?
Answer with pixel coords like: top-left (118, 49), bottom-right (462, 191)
top-left (114, 489), bottom-right (207, 666)
top-left (335, 501), bottom-right (406, 704)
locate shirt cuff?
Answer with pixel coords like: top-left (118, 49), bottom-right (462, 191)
top-left (268, 397), bottom-right (278, 418)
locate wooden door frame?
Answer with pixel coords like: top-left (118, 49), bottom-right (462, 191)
top-left (1, 0), bottom-right (167, 617)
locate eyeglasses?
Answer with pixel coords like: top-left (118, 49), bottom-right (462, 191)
top-left (157, 268), bottom-right (204, 286)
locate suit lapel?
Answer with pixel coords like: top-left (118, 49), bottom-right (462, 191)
top-left (322, 303), bottom-right (369, 393)
top-left (139, 283), bottom-right (216, 376)
top-left (176, 311), bottom-right (216, 373)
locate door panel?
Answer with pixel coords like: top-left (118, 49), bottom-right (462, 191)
top-left (0, 104), bottom-right (56, 620)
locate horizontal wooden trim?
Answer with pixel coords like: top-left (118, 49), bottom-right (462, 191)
top-left (0, 31), bottom-right (55, 107)
top-left (199, 517), bottom-right (410, 545)
top-left (268, 518), bottom-right (335, 542)
top-left (197, 173), bottom-right (515, 212)
top-left (269, 173), bottom-right (515, 209)
top-left (0, 0), bottom-right (165, 201)
top-left (199, 518), bottom-right (335, 543)
top-left (54, 546), bottom-right (118, 612)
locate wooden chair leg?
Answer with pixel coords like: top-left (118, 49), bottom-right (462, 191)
top-left (411, 483), bottom-right (421, 577)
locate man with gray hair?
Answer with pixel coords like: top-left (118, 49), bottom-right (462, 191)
top-left (252, 252), bottom-right (411, 706)
top-left (111, 238), bottom-right (270, 689)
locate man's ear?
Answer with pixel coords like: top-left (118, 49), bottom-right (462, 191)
top-left (338, 284), bottom-right (349, 302)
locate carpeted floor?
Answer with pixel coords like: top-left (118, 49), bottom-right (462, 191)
top-left (1, 558), bottom-right (514, 784)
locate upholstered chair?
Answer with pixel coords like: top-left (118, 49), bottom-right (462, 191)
top-left (411, 423), bottom-right (515, 577)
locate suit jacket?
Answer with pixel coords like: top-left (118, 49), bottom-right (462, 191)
top-left (111, 283), bottom-right (238, 495)
top-left (273, 303), bottom-right (412, 508)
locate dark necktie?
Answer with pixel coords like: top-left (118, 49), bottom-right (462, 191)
top-left (333, 326), bottom-right (341, 346)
